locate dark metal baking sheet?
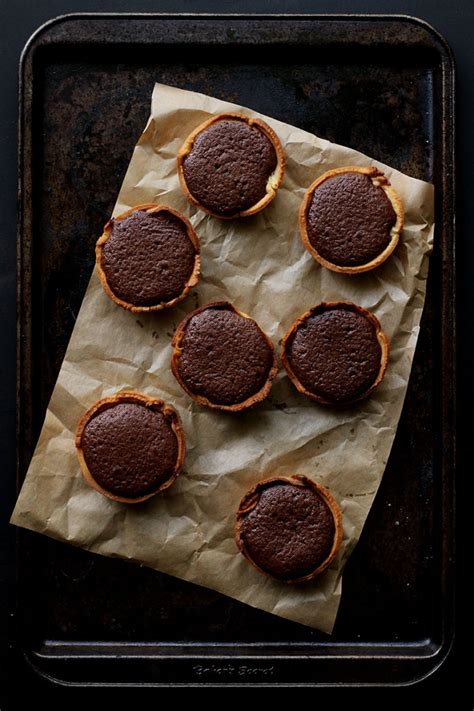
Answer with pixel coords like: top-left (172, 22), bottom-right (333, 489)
top-left (14, 13), bottom-right (455, 687)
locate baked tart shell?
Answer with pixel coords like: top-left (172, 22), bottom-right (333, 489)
top-left (235, 474), bottom-right (343, 584)
top-left (171, 300), bottom-right (278, 412)
top-left (75, 391), bottom-right (185, 504)
top-left (299, 165), bottom-right (404, 274)
top-left (177, 113), bottom-right (285, 219)
top-left (96, 203), bottom-right (201, 313)
top-left (281, 301), bottom-right (389, 405)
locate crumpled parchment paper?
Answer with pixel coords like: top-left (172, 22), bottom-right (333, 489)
top-left (11, 83), bottom-right (434, 633)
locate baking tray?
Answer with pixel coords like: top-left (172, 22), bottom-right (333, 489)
top-left (14, 14), bottom-right (455, 687)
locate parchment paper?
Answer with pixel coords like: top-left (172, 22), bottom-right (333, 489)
top-left (11, 83), bottom-right (434, 633)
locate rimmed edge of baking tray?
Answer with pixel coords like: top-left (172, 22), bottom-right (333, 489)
top-left (15, 12), bottom-right (456, 688)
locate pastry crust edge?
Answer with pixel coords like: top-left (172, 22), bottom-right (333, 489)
top-left (177, 113), bottom-right (286, 219)
top-left (299, 165), bottom-right (404, 274)
top-left (235, 474), bottom-right (343, 584)
top-left (75, 390), bottom-right (186, 503)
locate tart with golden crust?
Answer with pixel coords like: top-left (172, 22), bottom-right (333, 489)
top-left (177, 113), bottom-right (285, 219)
top-left (75, 391), bottom-right (185, 504)
top-left (171, 301), bottom-right (278, 412)
top-left (281, 302), bottom-right (389, 405)
top-left (299, 166), bottom-right (404, 274)
top-left (96, 203), bottom-right (200, 313)
top-left (236, 475), bottom-right (342, 583)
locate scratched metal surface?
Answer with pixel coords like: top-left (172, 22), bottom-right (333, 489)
top-left (15, 15), bottom-right (455, 686)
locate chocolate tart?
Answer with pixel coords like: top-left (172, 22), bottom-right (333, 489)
top-left (281, 302), bottom-right (389, 405)
top-left (75, 391), bottom-right (185, 504)
top-left (236, 475), bottom-right (342, 583)
top-left (96, 204), bottom-right (200, 313)
top-left (171, 301), bottom-right (278, 412)
top-left (299, 166), bottom-right (404, 274)
top-left (177, 113), bottom-right (285, 219)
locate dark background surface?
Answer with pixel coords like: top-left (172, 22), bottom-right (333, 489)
top-left (0, 0), bottom-right (469, 703)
